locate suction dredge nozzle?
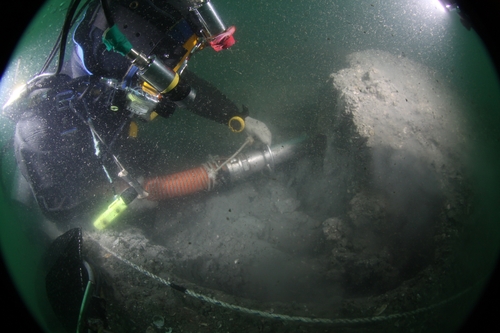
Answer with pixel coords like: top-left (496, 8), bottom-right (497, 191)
top-left (143, 134), bottom-right (325, 201)
top-left (94, 135), bottom-right (325, 229)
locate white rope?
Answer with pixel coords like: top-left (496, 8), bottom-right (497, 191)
top-left (95, 239), bottom-right (477, 326)
top-left (214, 136), bottom-right (254, 173)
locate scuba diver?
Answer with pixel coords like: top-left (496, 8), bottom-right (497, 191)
top-left (3, 0), bottom-right (272, 227)
top-left (2, 1), bottom-right (272, 331)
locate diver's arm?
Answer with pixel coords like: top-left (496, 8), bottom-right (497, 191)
top-left (180, 70), bottom-right (248, 125)
top-left (180, 70), bottom-right (271, 145)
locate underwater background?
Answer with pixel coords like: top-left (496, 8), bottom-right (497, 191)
top-left (1, 0), bottom-right (500, 332)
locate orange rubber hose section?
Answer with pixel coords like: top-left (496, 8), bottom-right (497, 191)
top-left (143, 166), bottom-right (211, 201)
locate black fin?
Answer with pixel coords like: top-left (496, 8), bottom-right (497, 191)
top-left (45, 228), bottom-right (87, 332)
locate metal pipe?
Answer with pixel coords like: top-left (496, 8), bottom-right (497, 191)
top-left (224, 135), bottom-right (308, 182)
top-left (142, 135), bottom-right (310, 201)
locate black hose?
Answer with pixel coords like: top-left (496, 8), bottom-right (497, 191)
top-left (144, 0), bottom-right (176, 20)
top-left (100, 0), bottom-right (114, 26)
top-left (55, 0), bottom-right (82, 75)
top-left (38, 0), bottom-right (91, 76)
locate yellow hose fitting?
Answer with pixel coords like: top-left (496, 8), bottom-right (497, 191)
top-left (141, 82), bottom-right (160, 97)
top-left (229, 116), bottom-right (245, 133)
top-left (128, 121), bottom-right (138, 138)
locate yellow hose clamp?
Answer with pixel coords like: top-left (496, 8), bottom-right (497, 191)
top-left (229, 116), bottom-right (245, 133)
top-left (161, 73), bottom-right (180, 94)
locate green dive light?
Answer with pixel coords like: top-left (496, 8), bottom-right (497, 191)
top-left (93, 187), bottom-right (138, 230)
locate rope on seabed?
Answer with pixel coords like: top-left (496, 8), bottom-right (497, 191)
top-left (97, 242), bottom-right (479, 326)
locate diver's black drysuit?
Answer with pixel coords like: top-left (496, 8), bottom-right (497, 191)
top-left (6, 0), bottom-right (247, 224)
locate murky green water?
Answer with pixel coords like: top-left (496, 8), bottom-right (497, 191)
top-left (1, 1), bottom-right (499, 332)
